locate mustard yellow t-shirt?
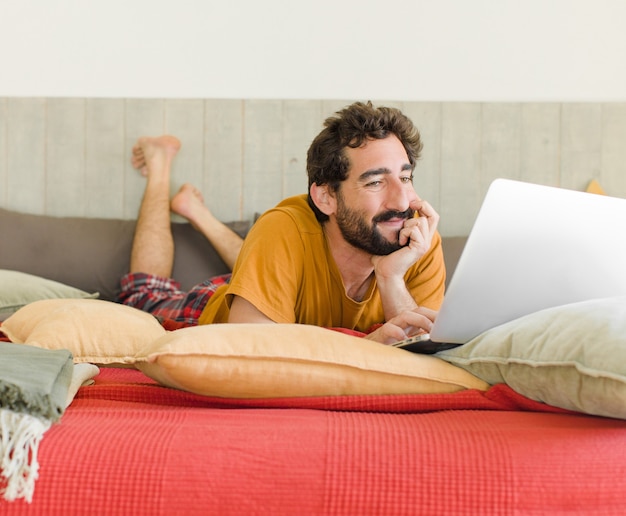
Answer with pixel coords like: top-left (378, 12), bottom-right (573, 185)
top-left (199, 194), bottom-right (445, 331)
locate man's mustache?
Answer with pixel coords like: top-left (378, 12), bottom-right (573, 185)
top-left (373, 208), bottom-right (415, 224)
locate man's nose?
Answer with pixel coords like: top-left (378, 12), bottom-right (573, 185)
top-left (386, 179), bottom-right (416, 212)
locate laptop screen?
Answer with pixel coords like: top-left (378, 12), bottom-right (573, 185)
top-left (430, 179), bottom-right (626, 344)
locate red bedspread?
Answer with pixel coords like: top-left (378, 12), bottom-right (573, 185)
top-left (3, 367), bottom-right (626, 515)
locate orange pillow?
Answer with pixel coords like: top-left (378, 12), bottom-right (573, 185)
top-left (135, 323), bottom-right (489, 398)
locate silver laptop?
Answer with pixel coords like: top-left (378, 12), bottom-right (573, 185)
top-left (395, 178), bottom-right (626, 353)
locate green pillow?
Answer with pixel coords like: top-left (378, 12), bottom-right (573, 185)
top-left (437, 296), bottom-right (626, 419)
top-left (0, 270), bottom-right (99, 321)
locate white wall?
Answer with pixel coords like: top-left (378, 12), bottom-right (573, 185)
top-left (2, 0), bottom-right (625, 101)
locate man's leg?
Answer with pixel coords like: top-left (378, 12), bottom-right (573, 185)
top-left (129, 135), bottom-right (181, 277)
top-left (119, 134), bottom-right (244, 327)
top-left (170, 184), bottom-right (244, 269)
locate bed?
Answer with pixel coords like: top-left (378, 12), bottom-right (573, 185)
top-left (1, 206), bottom-right (626, 515)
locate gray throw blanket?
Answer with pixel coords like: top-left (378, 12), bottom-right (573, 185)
top-left (0, 342), bottom-right (74, 502)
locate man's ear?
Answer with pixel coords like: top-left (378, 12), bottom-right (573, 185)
top-left (309, 183), bottom-right (336, 216)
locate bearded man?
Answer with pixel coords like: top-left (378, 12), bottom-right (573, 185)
top-left (120, 102), bottom-right (445, 344)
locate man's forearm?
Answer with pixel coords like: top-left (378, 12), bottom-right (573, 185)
top-left (376, 275), bottom-right (419, 321)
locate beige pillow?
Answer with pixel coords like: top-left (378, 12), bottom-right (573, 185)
top-left (135, 323), bottom-right (489, 398)
top-left (1, 298), bottom-right (166, 364)
top-left (437, 296), bottom-right (626, 419)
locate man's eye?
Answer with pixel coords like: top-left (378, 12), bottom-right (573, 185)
top-left (401, 176), bottom-right (414, 183)
top-left (366, 180), bottom-right (382, 188)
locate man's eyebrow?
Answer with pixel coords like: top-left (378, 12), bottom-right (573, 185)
top-left (358, 163), bottom-right (413, 182)
top-left (358, 168), bottom-right (391, 182)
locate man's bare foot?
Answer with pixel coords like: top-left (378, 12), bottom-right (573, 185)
top-left (171, 183), bottom-right (243, 269)
top-left (171, 183), bottom-right (211, 228)
top-left (131, 135), bottom-right (181, 177)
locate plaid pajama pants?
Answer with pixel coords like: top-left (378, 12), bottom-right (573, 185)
top-left (117, 272), bottom-right (231, 326)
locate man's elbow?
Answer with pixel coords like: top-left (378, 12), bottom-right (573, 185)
top-left (228, 295), bottom-right (275, 324)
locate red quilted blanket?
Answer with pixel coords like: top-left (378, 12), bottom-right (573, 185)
top-left (2, 367), bottom-right (625, 515)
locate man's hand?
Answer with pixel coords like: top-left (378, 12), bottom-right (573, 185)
top-left (364, 306), bottom-right (438, 344)
top-left (372, 198), bottom-right (440, 321)
top-left (400, 197), bottom-right (439, 252)
top-left (372, 198), bottom-right (440, 281)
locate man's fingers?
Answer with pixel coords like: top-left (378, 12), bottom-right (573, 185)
top-left (411, 199), bottom-right (440, 235)
top-left (414, 305), bottom-right (437, 322)
top-left (365, 307), bottom-right (439, 344)
top-left (395, 310), bottom-right (435, 335)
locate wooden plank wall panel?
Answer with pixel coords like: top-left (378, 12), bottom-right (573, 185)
top-left (439, 103), bottom-right (482, 236)
top-left (481, 103), bottom-right (521, 193)
top-left (1, 99), bottom-right (625, 237)
top-left (6, 98), bottom-right (46, 214)
top-left (46, 98), bottom-right (85, 216)
top-left (203, 99), bottom-right (244, 222)
top-left (85, 99), bottom-right (125, 218)
top-left (560, 103), bottom-right (603, 192)
top-left (519, 103), bottom-right (561, 187)
top-left (242, 99), bottom-right (283, 222)
top-left (282, 100), bottom-right (322, 201)
top-left (601, 103), bottom-right (626, 196)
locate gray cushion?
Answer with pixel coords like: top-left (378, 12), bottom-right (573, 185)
top-left (0, 270), bottom-right (99, 321)
top-left (0, 207), bottom-right (251, 302)
top-left (1, 206), bottom-right (464, 301)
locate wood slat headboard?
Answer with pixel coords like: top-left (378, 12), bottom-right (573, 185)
top-left (1, 98), bottom-right (625, 236)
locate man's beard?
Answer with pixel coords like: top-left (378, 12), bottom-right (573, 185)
top-left (335, 197), bottom-right (414, 256)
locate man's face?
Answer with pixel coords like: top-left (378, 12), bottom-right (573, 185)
top-left (333, 135), bottom-right (418, 255)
